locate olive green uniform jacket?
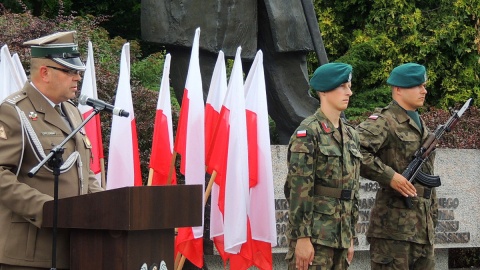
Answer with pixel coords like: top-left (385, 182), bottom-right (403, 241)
top-left (0, 83), bottom-right (103, 268)
top-left (284, 109), bottom-right (362, 249)
top-left (356, 101), bottom-right (438, 245)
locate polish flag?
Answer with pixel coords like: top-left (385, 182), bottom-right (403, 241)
top-left (244, 50), bottom-right (277, 270)
top-left (0, 45), bottom-right (25, 101)
top-left (12, 53), bottom-right (28, 86)
top-left (209, 47), bottom-right (250, 266)
top-left (78, 41), bottom-right (104, 185)
top-left (174, 28), bottom-right (206, 268)
top-left (148, 53), bottom-right (177, 185)
top-left (106, 43), bottom-right (142, 189)
top-left (205, 50), bottom-right (227, 174)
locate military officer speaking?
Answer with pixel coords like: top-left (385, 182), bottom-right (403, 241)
top-left (284, 63), bottom-right (362, 270)
top-left (0, 31), bottom-right (103, 270)
top-left (357, 63), bottom-right (438, 269)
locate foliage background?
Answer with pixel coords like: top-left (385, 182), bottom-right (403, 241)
top-left (1, 0), bottom-right (479, 267)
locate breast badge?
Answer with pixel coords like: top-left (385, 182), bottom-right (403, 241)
top-left (29, 112), bottom-right (38, 121)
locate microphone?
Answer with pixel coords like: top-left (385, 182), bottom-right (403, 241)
top-left (78, 94), bottom-right (129, 117)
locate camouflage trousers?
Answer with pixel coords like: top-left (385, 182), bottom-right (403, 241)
top-left (368, 237), bottom-right (435, 270)
top-left (285, 240), bottom-right (350, 270)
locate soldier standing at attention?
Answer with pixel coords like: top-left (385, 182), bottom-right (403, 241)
top-left (0, 31), bottom-right (103, 270)
top-left (356, 63), bottom-right (437, 269)
top-left (284, 63), bottom-right (362, 270)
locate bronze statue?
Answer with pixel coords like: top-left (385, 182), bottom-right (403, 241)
top-left (141, 0), bottom-right (325, 144)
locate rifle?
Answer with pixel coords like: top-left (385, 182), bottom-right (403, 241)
top-left (403, 98), bottom-right (473, 208)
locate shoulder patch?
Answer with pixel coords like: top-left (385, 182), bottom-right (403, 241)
top-left (368, 114), bottom-right (379, 120)
top-left (0, 125), bottom-right (7, 140)
top-left (296, 130), bottom-right (307, 137)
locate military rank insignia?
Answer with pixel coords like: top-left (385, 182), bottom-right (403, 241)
top-left (296, 130), bottom-right (307, 137)
top-left (321, 122), bottom-right (331, 132)
top-left (29, 112), bottom-right (38, 120)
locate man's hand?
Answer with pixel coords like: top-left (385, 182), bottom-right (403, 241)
top-left (390, 172), bottom-right (417, 197)
top-left (347, 238), bottom-right (354, 265)
top-left (295, 237), bottom-right (314, 270)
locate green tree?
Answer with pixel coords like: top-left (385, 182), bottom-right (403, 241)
top-left (314, 0), bottom-right (480, 116)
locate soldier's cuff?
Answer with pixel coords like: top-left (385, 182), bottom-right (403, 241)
top-left (379, 167), bottom-right (395, 186)
top-left (290, 225), bottom-right (312, 239)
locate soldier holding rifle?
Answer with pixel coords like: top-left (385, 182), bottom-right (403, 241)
top-left (356, 63), bottom-right (437, 269)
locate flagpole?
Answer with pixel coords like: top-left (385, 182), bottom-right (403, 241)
top-left (147, 168), bottom-right (154, 186)
top-left (167, 151), bottom-right (178, 185)
top-left (204, 170), bottom-right (216, 205)
top-left (100, 157), bottom-right (106, 188)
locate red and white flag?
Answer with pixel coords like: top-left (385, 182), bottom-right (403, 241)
top-left (244, 50), bottom-right (277, 270)
top-left (0, 45), bottom-right (25, 101)
top-left (209, 47), bottom-right (250, 266)
top-left (205, 50), bottom-right (227, 174)
top-left (106, 43), bottom-right (142, 189)
top-left (148, 53), bottom-right (176, 185)
top-left (174, 28), bottom-right (206, 268)
top-left (12, 53), bottom-right (28, 85)
top-left (78, 41), bottom-right (104, 185)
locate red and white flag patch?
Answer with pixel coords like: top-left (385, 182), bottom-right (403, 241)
top-left (296, 130), bottom-right (307, 137)
top-left (368, 114), bottom-right (379, 120)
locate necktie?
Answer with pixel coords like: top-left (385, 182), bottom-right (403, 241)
top-left (54, 105), bottom-right (65, 116)
top-left (54, 104), bottom-right (72, 131)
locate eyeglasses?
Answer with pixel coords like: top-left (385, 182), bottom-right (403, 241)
top-left (46, 66), bottom-right (83, 76)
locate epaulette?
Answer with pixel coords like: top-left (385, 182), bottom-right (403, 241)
top-left (5, 94), bottom-right (27, 105)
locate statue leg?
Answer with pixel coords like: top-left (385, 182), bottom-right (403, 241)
top-left (167, 47), bottom-right (218, 103)
top-left (257, 1), bottom-right (319, 144)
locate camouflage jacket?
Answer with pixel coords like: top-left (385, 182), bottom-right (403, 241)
top-left (356, 101), bottom-right (438, 245)
top-left (284, 109), bottom-right (362, 249)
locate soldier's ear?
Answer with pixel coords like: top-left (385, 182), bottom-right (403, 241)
top-left (39, 66), bottom-right (51, 81)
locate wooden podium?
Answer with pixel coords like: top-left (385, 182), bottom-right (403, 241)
top-left (42, 185), bottom-right (203, 270)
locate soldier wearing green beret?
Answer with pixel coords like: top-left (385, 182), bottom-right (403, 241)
top-left (356, 63), bottom-right (437, 269)
top-left (0, 31), bottom-right (103, 269)
top-left (284, 63), bottom-right (362, 270)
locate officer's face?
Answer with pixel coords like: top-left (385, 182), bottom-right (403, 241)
top-left (396, 83), bottom-right (427, 110)
top-left (44, 63), bottom-right (82, 104)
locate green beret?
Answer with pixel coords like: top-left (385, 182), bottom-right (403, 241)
top-left (23, 31), bottom-right (85, 71)
top-left (387, 63), bottom-right (427, 88)
top-left (310, 63), bottom-right (353, 92)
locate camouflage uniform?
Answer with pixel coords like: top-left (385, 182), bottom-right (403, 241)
top-left (284, 109), bottom-right (362, 269)
top-left (356, 101), bottom-right (438, 269)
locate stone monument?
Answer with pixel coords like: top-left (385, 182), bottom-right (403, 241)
top-left (141, 0), bottom-right (321, 144)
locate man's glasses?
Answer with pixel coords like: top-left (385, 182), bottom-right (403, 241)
top-left (46, 66), bottom-right (83, 76)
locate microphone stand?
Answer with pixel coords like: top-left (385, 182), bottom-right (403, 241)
top-left (28, 108), bottom-right (100, 270)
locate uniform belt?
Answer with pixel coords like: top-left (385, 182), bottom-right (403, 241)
top-left (381, 186), bottom-right (432, 199)
top-left (314, 185), bottom-right (354, 200)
